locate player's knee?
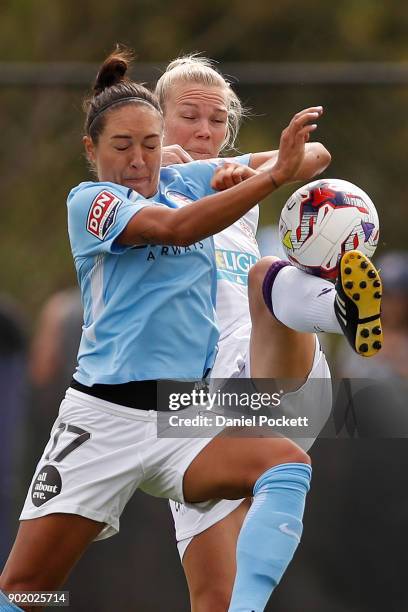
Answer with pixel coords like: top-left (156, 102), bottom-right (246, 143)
top-left (291, 447), bottom-right (311, 466)
top-left (0, 576), bottom-right (33, 605)
top-left (0, 569), bottom-right (49, 595)
top-left (248, 257), bottom-right (280, 294)
top-left (248, 257), bottom-right (281, 317)
top-left (259, 439), bottom-right (311, 473)
top-left (271, 441), bottom-right (311, 469)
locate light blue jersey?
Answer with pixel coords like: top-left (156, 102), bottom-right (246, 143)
top-left (67, 159), bottom-right (233, 385)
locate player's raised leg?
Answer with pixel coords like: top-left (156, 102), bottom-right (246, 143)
top-left (262, 250), bottom-right (383, 357)
top-left (248, 256), bottom-right (316, 382)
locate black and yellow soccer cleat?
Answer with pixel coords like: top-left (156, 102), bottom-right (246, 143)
top-left (334, 250), bottom-right (383, 357)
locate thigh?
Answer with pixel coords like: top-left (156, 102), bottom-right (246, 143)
top-left (183, 432), bottom-right (309, 503)
top-left (140, 404), bottom-right (304, 505)
top-left (249, 317), bottom-right (316, 381)
top-left (248, 256), bottom-right (315, 380)
top-left (183, 499), bottom-right (251, 612)
top-left (0, 514), bottom-right (103, 593)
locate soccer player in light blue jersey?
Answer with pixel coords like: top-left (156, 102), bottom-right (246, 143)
top-left (0, 48), bottom-right (324, 612)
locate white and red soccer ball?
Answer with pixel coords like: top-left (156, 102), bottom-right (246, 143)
top-left (279, 179), bottom-right (380, 280)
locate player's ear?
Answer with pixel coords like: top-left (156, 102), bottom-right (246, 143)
top-left (83, 135), bottom-right (96, 163)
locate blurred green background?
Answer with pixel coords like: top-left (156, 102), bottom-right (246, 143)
top-left (1, 0), bottom-right (407, 316)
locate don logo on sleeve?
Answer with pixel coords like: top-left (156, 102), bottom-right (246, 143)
top-left (87, 190), bottom-right (122, 240)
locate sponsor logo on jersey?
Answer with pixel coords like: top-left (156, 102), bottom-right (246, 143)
top-left (238, 219), bottom-right (257, 244)
top-left (216, 249), bottom-right (259, 286)
top-left (87, 190), bottom-right (122, 240)
top-left (146, 242), bottom-right (205, 260)
top-left (165, 190), bottom-right (194, 206)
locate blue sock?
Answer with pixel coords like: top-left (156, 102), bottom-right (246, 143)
top-left (228, 462), bottom-right (312, 612)
top-left (0, 590), bottom-right (22, 611)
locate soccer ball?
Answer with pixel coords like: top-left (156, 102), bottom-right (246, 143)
top-left (279, 178), bottom-right (380, 280)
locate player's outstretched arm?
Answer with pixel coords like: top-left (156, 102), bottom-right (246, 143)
top-left (252, 141), bottom-right (331, 182)
top-left (210, 137), bottom-right (331, 192)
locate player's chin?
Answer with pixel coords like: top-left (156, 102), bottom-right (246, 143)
top-left (124, 178), bottom-right (154, 196)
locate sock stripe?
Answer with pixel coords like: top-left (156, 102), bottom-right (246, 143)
top-left (262, 260), bottom-right (292, 317)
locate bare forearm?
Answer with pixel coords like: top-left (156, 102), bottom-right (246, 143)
top-left (122, 169), bottom-right (278, 247)
top-left (173, 170), bottom-right (280, 244)
top-left (294, 142), bottom-right (331, 180)
top-left (254, 143), bottom-right (331, 181)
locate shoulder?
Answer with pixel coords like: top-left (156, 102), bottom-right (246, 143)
top-left (162, 159), bottom-right (223, 180)
top-left (159, 155), bottom-right (250, 184)
top-left (158, 162), bottom-right (220, 200)
top-left (67, 181), bottom-right (131, 209)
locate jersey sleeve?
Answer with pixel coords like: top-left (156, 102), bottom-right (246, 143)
top-left (67, 183), bottom-right (151, 259)
top-left (225, 153), bottom-right (251, 167)
top-left (170, 154), bottom-right (251, 200)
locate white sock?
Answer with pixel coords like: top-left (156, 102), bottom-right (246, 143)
top-left (271, 265), bottom-right (342, 334)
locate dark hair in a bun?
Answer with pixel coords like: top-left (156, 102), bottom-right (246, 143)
top-left (93, 45), bottom-right (132, 95)
top-left (84, 45), bottom-right (162, 142)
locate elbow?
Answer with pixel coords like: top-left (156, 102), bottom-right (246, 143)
top-left (314, 143), bottom-right (332, 170)
top-left (321, 147), bottom-right (332, 168)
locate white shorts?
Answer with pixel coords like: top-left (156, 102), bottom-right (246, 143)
top-left (20, 388), bottom-right (219, 541)
top-left (170, 333), bottom-right (332, 560)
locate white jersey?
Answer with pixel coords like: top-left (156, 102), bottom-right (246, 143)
top-left (211, 205), bottom-right (260, 379)
top-left (170, 153), bottom-right (260, 378)
top-left (214, 206), bottom-right (260, 340)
